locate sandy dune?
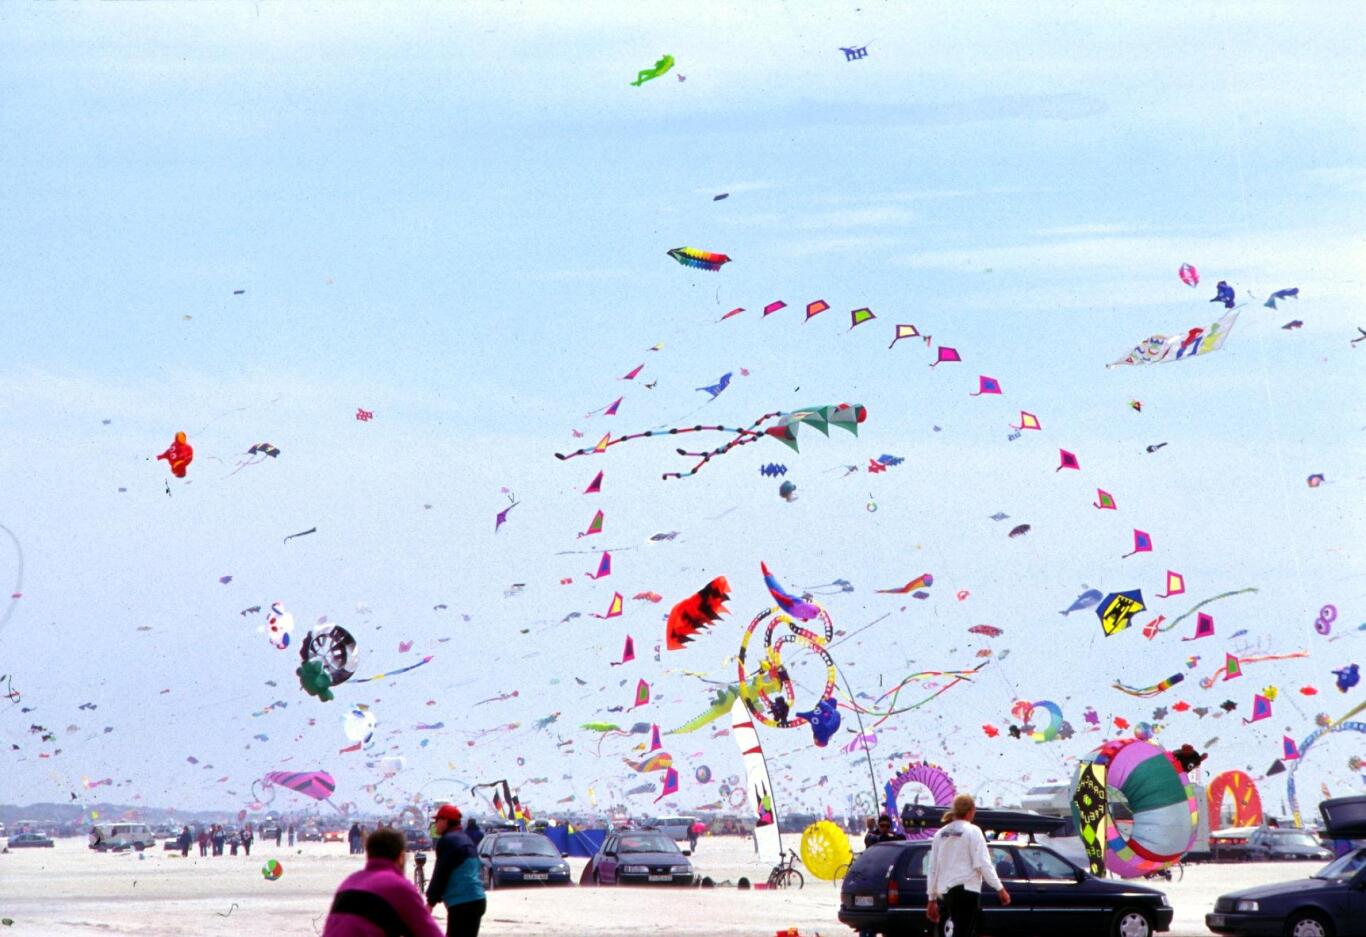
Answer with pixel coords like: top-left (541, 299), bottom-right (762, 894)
top-left (0, 836), bottom-right (1319, 936)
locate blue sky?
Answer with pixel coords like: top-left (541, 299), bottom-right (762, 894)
top-left (2, 2), bottom-right (1364, 821)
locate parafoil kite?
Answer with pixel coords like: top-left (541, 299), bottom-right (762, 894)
top-left (1070, 738), bottom-right (1199, 878)
top-left (263, 770), bottom-right (337, 802)
top-left (666, 577), bottom-right (731, 650)
top-left (156, 432), bottom-right (194, 478)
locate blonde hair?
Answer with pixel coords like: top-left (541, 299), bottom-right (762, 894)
top-left (941, 793), bottom-right (976, 824)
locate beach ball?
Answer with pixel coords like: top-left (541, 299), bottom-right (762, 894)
top-left (262, 859), bottom-right (284, 881)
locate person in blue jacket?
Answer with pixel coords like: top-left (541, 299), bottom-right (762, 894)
top-left (425, 804), bottom-right (485, 937)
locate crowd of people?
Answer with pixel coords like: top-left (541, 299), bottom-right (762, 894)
top-left (167, 822), bottom-right (295, 858)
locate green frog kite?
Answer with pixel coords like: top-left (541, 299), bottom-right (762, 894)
top-left (631, 54), bottom-right (675, 87)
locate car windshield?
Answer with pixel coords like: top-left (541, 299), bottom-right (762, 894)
top-left (617, 833), bottom-right (677, 853)
top-left (494, 835), bottom-right (558, 857)
top-left (1313, 849), bottom-right (1366, 881)
top-left (1269, 831), bottom-right (1321, 848)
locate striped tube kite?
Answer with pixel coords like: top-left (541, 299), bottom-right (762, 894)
top-left (731, 697), bottom-right (782, 864)
top-left (667, 247), bottom-right (731, 271)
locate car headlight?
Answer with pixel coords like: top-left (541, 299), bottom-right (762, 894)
top-left (622, 865), bottom-right (649, 874)
top-left (673, 865), bottom-right (691, 873)
top-left (1159, 895), bottom-right (1170, 907)
top-left (1234, 900), bottom-right (1259, 913)
top-left (555, 864), bottom-right (570, 873)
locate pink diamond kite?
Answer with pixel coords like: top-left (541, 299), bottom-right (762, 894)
top-left (930, 346), bottom-right (961, 367)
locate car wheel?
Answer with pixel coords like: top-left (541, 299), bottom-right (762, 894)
top-left (1286, 913), bottom-right (1333, 937)
top-left (1111, 907), bottom-right (1153, 937)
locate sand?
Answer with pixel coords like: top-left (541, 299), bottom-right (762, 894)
top-left (0, 835), bottom-right (1322, 936)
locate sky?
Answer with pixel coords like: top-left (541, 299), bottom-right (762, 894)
top-left (1, 2), bottom-right (1364, 825)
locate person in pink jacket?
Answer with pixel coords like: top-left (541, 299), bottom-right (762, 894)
top-left (323, 828), bottom-right (445, 937)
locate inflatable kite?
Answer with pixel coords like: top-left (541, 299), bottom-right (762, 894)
top-left (156, 431), bottom-right (194, 477)
top-left (631, 54), bottom-right (675, 87)
top-left (667, 247), bottom-right (730, 271)
top-left (760, 562), bottom-right (821, 621)
top-left (1207, 770), bottom-right (1263, 828)
top-left (884, 762), bottom-right (956, 840)
top-left (666, 578), bottom-right (731, 650)
top-left (737, 604), bottom-right (837, 734)
top-left (800, 820), bottom-right (853, 881)
top-left (1071, 738), bottom-right (1199, 878)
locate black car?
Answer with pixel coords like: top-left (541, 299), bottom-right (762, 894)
top-left (1243, 827), bottom-right (1333, 862)
top-left (586, 830), bottom-right (695, 886)
top-left (1207, 847), bottom-right (1366, 937)
top-left (6, 832), bottom-right (55, 849)
top-left (839, 840), bottom-right (1172, 937)
top-left (476, 832), bottom-right (572, 889)
top-left (403, 827), bottom-right (433, 852)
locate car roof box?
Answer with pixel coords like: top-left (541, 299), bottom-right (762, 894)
top-left (901, 805), bottom-right (1068, 838)
top-left (1320, 796), bottom-right (1366, 838)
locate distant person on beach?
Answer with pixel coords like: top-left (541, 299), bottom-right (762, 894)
top-left (275, 826), bottom-right (283, 847)
top-left (425, 805), bottom-right (485, 937)
top-left (863, 817), bottom-right (879, 848)
top-left (867, 815), bottom-right (904, 845)
top-left (212, 825), bottom-right (226, 856)
top-left (463, 818), bottom-right (483, 848)
top-left (349, 822), bottom-right (363, 855)
top-left (241, 824), bottom-right (254, 857)
top-left (177, 826), bottom-right (192, 857)
top-left (198, 827), bottom-right (209, 857)
top-left (288, 823), bottom-right (296, 847)
top-left (322, 828), bottom-right (444, 937)
top-left (688, 821), bottom-right (702, 853)
top-left (925, 794), bottom-right (1009, 937)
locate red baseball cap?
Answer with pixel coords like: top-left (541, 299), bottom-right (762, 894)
top-left (432, 804), bottom-right (462, 823)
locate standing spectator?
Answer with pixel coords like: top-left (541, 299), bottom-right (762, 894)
top-left (177, 826), bottom-right (192, 857)
top-left (212, 824), bottom-right (226, 857)
top-left (241, 824), bottom-right (254, 858)
top-left (275, 825), bottom-right (284, 848)
top-left (322, 828), bottom-right (443, 937)
top-left (862, 817), bottom-right (879, 848)
top-left (867, 815), bottom-right (904, 845)
top-left (463, 818), bottom-right (484, 849)
top-left (925, 794), bottom-right (1009, 937)
top-left (425, 805), bottom-right (485, 937)
top-left (288, 823), bottom-right (296, 847)
top-left (197, 827), bottom-right (210, 857)
top-left (687, 821), bottom-right (702, 854)
top-left (348, 822), bottom-right (363, 856)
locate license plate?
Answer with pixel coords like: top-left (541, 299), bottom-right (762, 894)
top-left (524, 873), bottom-right (548, 881)
top-left (1208, 915), bottom-right (1226, 927)
top-left (855, 896), bottom-right (876, 908)
top-left (648, 874), bottom-right (672, 882)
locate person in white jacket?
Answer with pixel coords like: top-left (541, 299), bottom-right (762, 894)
top-left (925, 794), bottom-right (1010, 937)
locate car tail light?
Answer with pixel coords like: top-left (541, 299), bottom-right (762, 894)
top-left (887, 879), bottom-right (899, 906)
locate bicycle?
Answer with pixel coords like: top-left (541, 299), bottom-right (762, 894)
top-left (1141, 861), bottom-right (1184, 883)
top-left (412, 850), bottom-right (428, 892)
top-left (767, 848), bottom-right (804, 890)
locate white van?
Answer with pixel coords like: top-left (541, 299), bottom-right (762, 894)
top-left (90, 822), bottom-right (156, 852)
top-left (647, 816), bottom-right (699, 842)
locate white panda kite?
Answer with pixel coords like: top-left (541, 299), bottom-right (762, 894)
top-left (266, 602), bottom-right (294, 650)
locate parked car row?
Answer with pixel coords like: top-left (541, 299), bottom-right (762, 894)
top-left (420, 830), bottom-right (696, 890)
top-left (5, 832), bottom-right (55, 849)
top-left (837, 797), bottom-right (1366, 937)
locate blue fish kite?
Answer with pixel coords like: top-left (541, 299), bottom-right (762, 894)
top-left (761, 561), bottom-right (821, 621)
top-left (1334, 663), bottom-right (1360, 694)
top-left (796, 698), bottom-right (842, 748)
top-left (1263, 287), bottom-right (1299, 310)
top-left (1059, 588), bottom-right (1103, 616)
top-left (696, 372), bottom-right (733, 399)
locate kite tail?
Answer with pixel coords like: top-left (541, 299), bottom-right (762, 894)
top-left (1158, 588), bottom-right (1259, 632)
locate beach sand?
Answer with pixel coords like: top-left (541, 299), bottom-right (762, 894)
top-left (0, 836), bottom-right (1317, 935)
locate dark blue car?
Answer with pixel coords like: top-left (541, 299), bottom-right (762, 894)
top-left (475, 832), bottom-right (573, 889)
top-left (839, 840), bottom-right (1172, 937)
top-left (1206, 847), bottom-right (1366, 937)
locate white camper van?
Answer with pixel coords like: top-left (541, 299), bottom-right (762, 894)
top-left (89, 822), bottom-right (156, 852)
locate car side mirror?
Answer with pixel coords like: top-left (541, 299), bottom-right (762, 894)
top-left (561, 851), bottom-right (569, 858)
top-left (1074, 869), bottom-right (1086, 883)
top-left (682, 849), bottom-right (692, 856)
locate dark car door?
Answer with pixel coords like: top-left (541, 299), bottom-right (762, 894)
top-left (1015, 846), bottom-right (1107, 933)
top-left (596, 834), bottom-right (618, 884)
top-left (977, 845), bottom-right (1034, 935)
top-left (477, 835), bottom-right (494, 885)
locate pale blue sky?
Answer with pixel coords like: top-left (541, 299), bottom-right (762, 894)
top-left (2, 2), bottom-right (1364, 819)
